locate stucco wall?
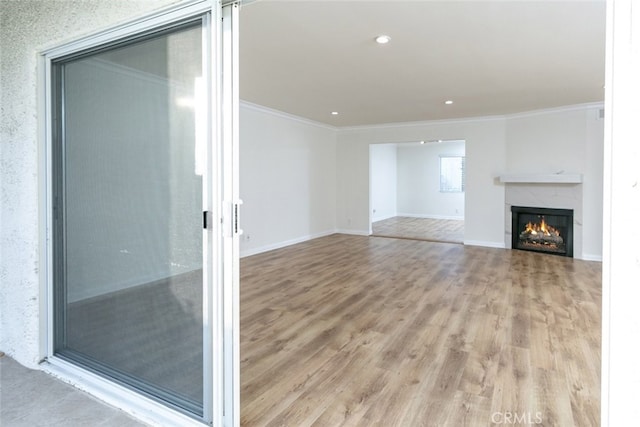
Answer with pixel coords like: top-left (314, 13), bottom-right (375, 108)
top-left (0, 0), bottom-right (178, 368)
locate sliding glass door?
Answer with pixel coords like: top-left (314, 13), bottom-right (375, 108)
top-left (51, 15), bottom-right (209, 418)
top-left (45, 2), bottom-right (241, 424)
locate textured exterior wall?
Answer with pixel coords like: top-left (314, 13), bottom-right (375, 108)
top-left (0, 0), bottom-right (178, 368)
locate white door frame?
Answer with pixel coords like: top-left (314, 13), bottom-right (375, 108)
top-left (601, 0), bottom-right (640, 425)
top-left (220, 2), bottom-right (241, 427)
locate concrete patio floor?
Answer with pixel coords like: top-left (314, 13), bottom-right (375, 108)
top-left (0, 353), bottom-right (146, 427)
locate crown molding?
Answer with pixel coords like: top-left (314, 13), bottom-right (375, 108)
top-left (239, 100), bottom-right (339, 131)
top-left (337, 114), bottom-right (507, 133)
top-left (239, 100), bottom-right (605, 134)
top-left (339, 102), bottom-right (605, 132)
top-left (504, 102), bottom-right (604, 119)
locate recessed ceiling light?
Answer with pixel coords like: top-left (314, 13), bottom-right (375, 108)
top-left (420, 140), bottom-right (425, 145)
top-left (331, 111), bottom-right (339, 115)
top-left (375, 35), bottom-right (391, 44)
top-left (444, 100), bottom-right (454, 105)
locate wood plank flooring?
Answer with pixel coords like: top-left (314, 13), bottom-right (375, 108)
top-left (372, 216), bottom-right (464, 244)
top-left (240, 234), bottom-right (601, 427)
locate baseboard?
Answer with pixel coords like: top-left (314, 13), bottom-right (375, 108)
top-left (240, 230), bottom-right (337, 258)
top-left (464, 240), bottom-right (506, 249)
top-left (397, 213), bottom-right (465, 221)
top-left (371, 213), bottom-right (397, 222)
top-left (334, 229), bottom-right (371, 236)
top-left (580, 253), bottom-right (603, 262)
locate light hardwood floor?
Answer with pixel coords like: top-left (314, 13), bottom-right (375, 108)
top-left (372, 216), bottom-right (464, 244)
top-left (240, 234), bottom-right (601, 427)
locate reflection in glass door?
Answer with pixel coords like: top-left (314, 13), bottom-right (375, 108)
top-left (52, 18), bottom-right (208, 417)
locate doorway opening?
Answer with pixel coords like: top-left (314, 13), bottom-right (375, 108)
top-left (369, 139), bottom-right (465, 244)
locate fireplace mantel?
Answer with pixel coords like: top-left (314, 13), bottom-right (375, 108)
top-left (499, 173), bottom-right (583, 184)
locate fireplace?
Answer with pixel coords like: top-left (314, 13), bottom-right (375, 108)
top-left (511, 206), bottom-right (574, 257)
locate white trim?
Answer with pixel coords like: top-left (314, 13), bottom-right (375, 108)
top-left (236, 99), bottom-right (604, 134)
top-left (335, 102), bottom-right (605, 133)
top-left (220, 4), bottom-right (240, 426)
top-left (335, 229), bottom-right (371, 237)
top-left (505, 102), bottom-right (604, 120)
top-left (201, 9), bottom-right (218, 423)
top-left (208, 2), bottom-right (224, 424)
top-left (371, 213), bottom-right (398, 223)
top-left (39, 0), bottom-right (212, 58)
top-left (38, 52), bottom-right (53, 362)
top-left (396, 213), bottom-right (465, 221)
top-left (498, 173), bottom-right (583, 184)
top-left (581, 253), bottom-right (603, 262)
top-left (42, 358), bottom-right (206, 427)
top-left (601, 0), bottom-right (614, 417)
top-left (339, 113), bottom-right (507, 132)
top-left (238, 230), bottom-right (526, 259)
top-left (463, 240), bottom-right (506, 249)
top-left (240, 100), bottom-right (339, 131)
top-left (240, 230), bottom-right (336, 258)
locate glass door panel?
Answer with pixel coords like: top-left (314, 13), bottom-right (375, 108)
top-left (53, 20), bottom-right (206, 416)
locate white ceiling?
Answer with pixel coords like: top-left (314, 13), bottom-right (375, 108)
top-left (239, 0), bottom-right (606, 127)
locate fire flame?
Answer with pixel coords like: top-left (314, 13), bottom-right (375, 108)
top-left (523, 218), bottom-right (560, 237)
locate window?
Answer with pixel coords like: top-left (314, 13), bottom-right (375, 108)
top-left (440, 156), bottom-right (465, 192)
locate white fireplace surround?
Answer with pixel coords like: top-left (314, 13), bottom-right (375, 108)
top-left (501, 173), bottom-right (584, 259)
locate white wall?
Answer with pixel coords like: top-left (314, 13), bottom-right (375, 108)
top-left (336, 105), bottom-right (604, 253)
top-left (369, 144), bottom-right (397, 222)
top-left (583, 108), bottom-right (605, 260)
top-left (396, 140), bottom-right (465, 219)
top-left (0, 0), bottom-right (176, 367)
top-left (239, 103), bottom-right (337, 257)
top-left (337, 118), bottom-right (507, 247)
top-left (504, 105), bottom-right (604, 260)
